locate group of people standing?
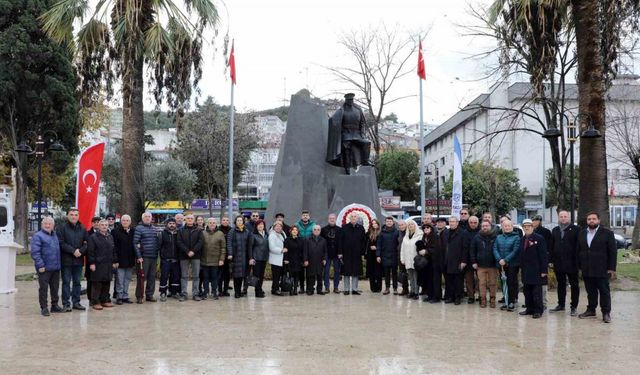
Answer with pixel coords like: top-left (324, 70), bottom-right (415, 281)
top-left (30, 207), bottom-right (617, 323)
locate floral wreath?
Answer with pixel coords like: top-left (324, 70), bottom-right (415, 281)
top-left (337, 203), bottom-right (377, 232)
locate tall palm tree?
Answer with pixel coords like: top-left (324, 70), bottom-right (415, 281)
top-left (41, 0), bottom-right (219, 220)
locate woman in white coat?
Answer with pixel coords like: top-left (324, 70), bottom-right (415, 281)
top-left (400, 219), bottom-right (423, 300)
top-left (268, 222), bottom-right (287, 296)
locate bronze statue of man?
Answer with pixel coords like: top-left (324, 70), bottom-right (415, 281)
top-left (326, 93), bottom-right (372, 174)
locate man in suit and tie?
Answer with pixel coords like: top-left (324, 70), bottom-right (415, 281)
top-left (577, 212), bottom-right (617, 323)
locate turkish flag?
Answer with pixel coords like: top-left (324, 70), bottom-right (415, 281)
top-left (76, 143), bottom-right (105, 227)
top-left (417, 40), bottom-right (426, 80)
top-left (229, 40), bottom-right (236, 85)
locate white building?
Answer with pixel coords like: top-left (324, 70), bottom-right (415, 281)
top-left (423, 78), bottom-right (639, 228)
top-left (240, 116), bottom-right (286, 199)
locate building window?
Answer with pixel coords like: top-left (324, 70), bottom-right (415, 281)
top-left (610, 205), bottom-right (636, 227)
top-left (440, 156), bottom-right (445, 167)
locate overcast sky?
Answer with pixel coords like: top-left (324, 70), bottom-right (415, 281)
top-left (168, 0), bottom-right (500, 125)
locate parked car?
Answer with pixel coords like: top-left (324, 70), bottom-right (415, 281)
top-left (614, 233), bottom-right (632, 249)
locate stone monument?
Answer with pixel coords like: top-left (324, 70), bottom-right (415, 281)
top-left (266, 90), bottom-right (382, 226)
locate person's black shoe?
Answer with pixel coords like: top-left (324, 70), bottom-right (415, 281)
top-left (241, 291), bottom-right (247, 297)
top-left (255, 293), bottom-right (266, 298)
top-left (116, 299), bottom-right (123, 305)
top-left (146, 297), bottom-right (157, 302)
top-left (507, 303), bottom-right (515, 312)
top-left (234, 294), bottom-right (241, 299)
top-left (122, 299), bottom-right (133, 304)
top-left (603, 313), bottom-right (611, 323)
top-left (352, 291), bottom-right (361, 295)
top-left (306, 291), bottom-right (314, 296)
top-left (467, 298), bottom-right (474, 304)
top-left (429, 299), bottom-right (441, 304)
top-left (579, 310), bottom-right (597, 319)
top-left (221, 292), bottom-right (231, 297)
top-left (399, 290), bottom-right (408, 296)
top-left (498, 297), bottom-right (505, 303)
top-left (343, 291), bottom-right (350, 295)
top-left (454, 299), bottom-right (461, 305)
top-left (519, 310), bottom-right (532, 316)
top-left (422, 297), bottom-right (431, 302)
top-left (318, 291), bottom-right (326, 295)
top-left (271, 291), bottom-right (283, 296)
top-left (532, 313), bottom-right (542, 319)
top-left (62, 305), bottom-right (72, 313)
top-left (50, 305), bottom-right (64, 313)
top-left (41, 308), bottom-right (50, 316)
top-left (500, 305), bottom-right (508, 311)
top-left (444, 299), bottom-right (454, 304)
top-left (550, 305), bottom-right (565, 312)
top-left (570, 307), bottom-right (578, 317)
top-left (412, 294), bottom-right (419, 300)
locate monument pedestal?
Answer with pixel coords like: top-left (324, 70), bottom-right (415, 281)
top-left (328, 166), bottom-right (383, 220)
top-left (0, 241), bottom-right (21, 294)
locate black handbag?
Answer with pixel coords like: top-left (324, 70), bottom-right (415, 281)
top-left (247, 266), bottom-right (259, 287)
top-left (398, 269), bottom-right (408, 285)
top-left (281, 266), bottom-right (294, 293)
top-left (413, 255), bottom-right (429, 271)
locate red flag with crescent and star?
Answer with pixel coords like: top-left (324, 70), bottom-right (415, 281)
top-left (417, 39), bottom-right (426, 80)
top-left (229, 40), bottom-right (236, 85)
top-left (76, 143), bottom-right (105, 227)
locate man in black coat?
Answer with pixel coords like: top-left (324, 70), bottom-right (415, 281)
top-left (303, 225), bottom-right (328, 295)
top-left (519, 220), bottom-right (548, 319)
top-left (112, 215), bottom-right (136, 304)
top-left (549, 210), bottom-right (581, 316)
top-left (340, 213), bottom-right (367, 295)
top-left (531, 215), bottom-right (551, 310)
top-left (159, 218), bottom-right (181, 301)
top-left (463, 216), bottom-right (480, 304)
top-left (57, 208), bottom-right (88, 311)
top-left (430, 217), bottom-right (448, 303)
top-left (443, 217), bottom-right (469, 305)
top-left (87, 220), bottom-right (118, 310)
top-left (177, 214), bottom-right (204, 301)
top-left (577, 212), bottom-right (617, 323)
top-left (321, 214), bottom-right (343, 294)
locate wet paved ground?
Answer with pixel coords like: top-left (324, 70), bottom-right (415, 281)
top-left (1, 280), bottom-right (639, 374)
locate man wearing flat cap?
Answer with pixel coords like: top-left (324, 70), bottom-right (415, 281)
top-left (326, 93), bottom-right (372, 174)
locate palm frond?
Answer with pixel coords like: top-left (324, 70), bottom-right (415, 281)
top-left (40, 0), bottom-right (91, 45)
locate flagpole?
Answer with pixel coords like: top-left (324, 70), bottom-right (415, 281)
top-left (228, 81), bottom-right (235, 221)
top-left (419, 47), bottom-right (426, 218)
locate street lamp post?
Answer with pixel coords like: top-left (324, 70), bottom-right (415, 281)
top-left (426, 161), bottom-right (440, 217)
top-left (542, 112), bottom-right (601, 224)
top-left (15, 130), bottom-right (65, 230)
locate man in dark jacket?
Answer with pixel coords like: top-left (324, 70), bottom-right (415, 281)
top-left (340, 213), bottom-right (367, 295)
top-left (217, 217), bottom-right (233, 296)
top-left (177, 214), bottom-right (204, 301)
top-left (31, 217), bottom-right (63, 316)
top-left (443, 216), bottom-right (469, 305)
top-left (112, 215), bottom-right (136, 304)
top-left (531, 215), bottom-right (551, 310)
top-left (85, 216), bottom-right (102, 302)
top-left (321, 214), bottom-right (343, 293)
top-left (376, 217), bottom-right (400, 295)
top-left (470, 221), bottom-right (497, 308)
top-left (430, 217), bottom-right (448, 303)
top-left (577, 212), bottom-right (617, 323)
top-left (458, 208), bottom-right (470, 230)
top-left (549, 210), bottom-right (581, 316)
top-left (57, 208), bottom-right (88, 311)
top-left (159, 218), bottom-right (181, 301)
top-left (87, 219), bottom-right (118, 310)
top-left (303, 225), bottom-right (328, 295)
top-left (133, 212), bottom-right (159, 303)
top-left (463, 215), bottom-right (480, 304)
top-left (518, 219), bottom-right (548, 319)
